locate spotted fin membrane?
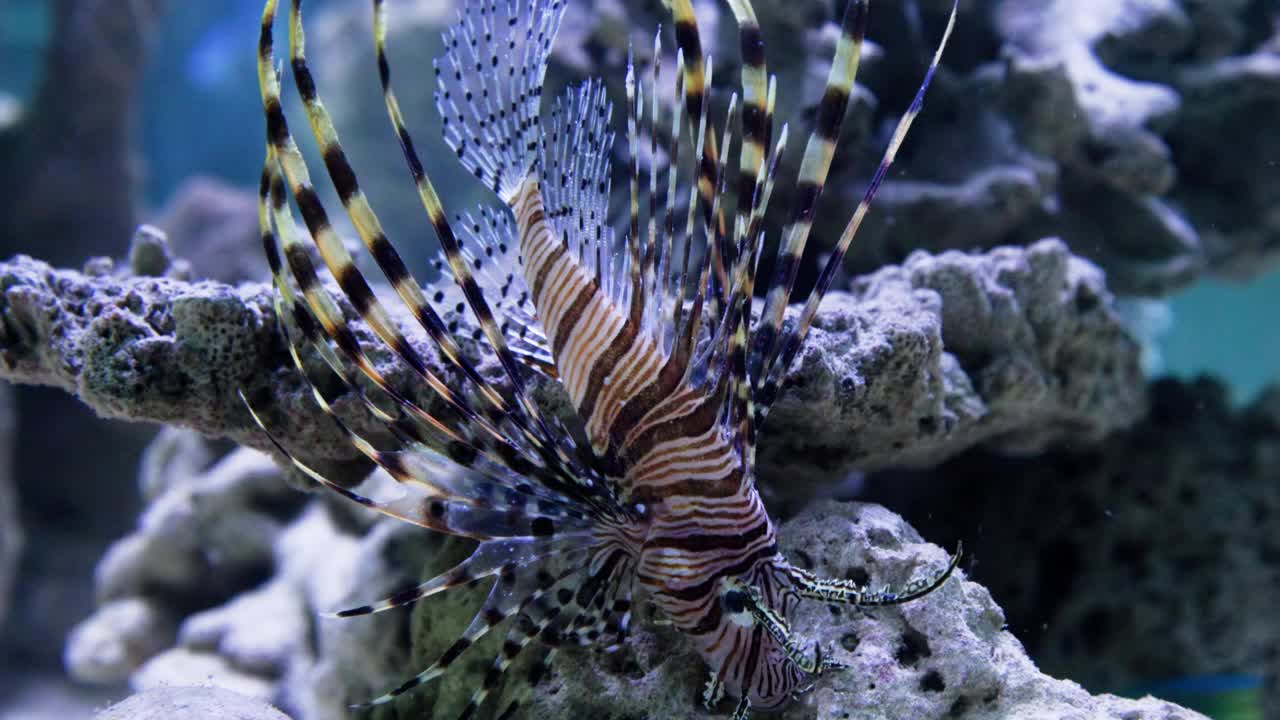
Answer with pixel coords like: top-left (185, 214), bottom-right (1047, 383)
top-left (247, 0), bottom-right (962, 717)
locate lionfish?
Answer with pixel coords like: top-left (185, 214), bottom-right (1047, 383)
top-left (246, 0), bottom-right (961, 717)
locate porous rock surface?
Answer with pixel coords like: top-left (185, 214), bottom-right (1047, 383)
top-left (64, 430), bottom-right (434, 720)
top-left (67, 432), bottom-right (1208, 719)
top-left (409, 500), bottom-right (1205, 720)
top-left (757, 238), bottom-right (1143, 493)
top-left (867, 377), bottom-right (1280, 716)
top-left (94, 685), bottom-right (291, 720)
top-left (64, 432), bottom-right (304, 688)
top-left (0, 239), bottom-right (1142, 496)
top-left (0, 253), bottom-right (383, 487)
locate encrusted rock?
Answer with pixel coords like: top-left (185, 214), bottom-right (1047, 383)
top-left (65, 431), bottom-right (428, 719)
top-left (64, 597), bottom-right (177, 685)
top-left (0, 239), bottom-right (1142, 495)
top-left (868, 377), bottom-right (1280, 715)
top-left (758, 239), bottom-right (1143, 496)
top-left (64, 434), bottom-right (306, 687)
top-left (0, 254), bottom-right (379, 484)
top-left (94, 686), bottom-right (291, 720)
top-left (64, 429), bottom-right (1213, 719)
top-left (463, 0), bottom-right (1278, 297)
top-left (131, 650), bottom-right (277, 703)
top-left (127, 225), bottom-right (176, 279)
top-left (397, 500), bottom-right (1206, 720)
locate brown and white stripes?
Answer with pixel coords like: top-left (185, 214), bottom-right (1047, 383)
top-left (249, 0), bottom-right (962, 718)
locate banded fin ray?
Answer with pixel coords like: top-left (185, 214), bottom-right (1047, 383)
top-left (257, 130), bottom-right (492, 454)
top-left (451, 547), bottom-right (630, 718)
top-left (357, 547), bottom-right (591, 707)
top-left (426, 206), bottom-right (559, 379)
top-left (379, 0), bottom-right (601, 496)
top-left (749, 0), bottom-right (871, 398)
top-left (260, 157), bottom-right (585, 509)
top-left (256, 197), bottom-right (588, 536)
top-left (755, 0), bottom-right (960, 422)
top-left (261, 0), bottom-right (604, 506)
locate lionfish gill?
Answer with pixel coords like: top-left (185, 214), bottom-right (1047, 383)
top-left (246, 0), bottom-right (962, 717)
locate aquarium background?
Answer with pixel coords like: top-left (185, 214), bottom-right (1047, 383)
top-left (0, 0), bottom-right (1276, 718)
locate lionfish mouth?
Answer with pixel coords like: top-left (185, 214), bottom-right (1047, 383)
top-left (246, 0), bottom-right (960, 717)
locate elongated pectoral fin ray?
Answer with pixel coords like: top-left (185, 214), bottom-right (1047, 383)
top-left (276, 0), bottom-right (598, 493)
top-left (356, 554), bottom-right (584, 708)
top-left (326, 538), bottom-right (587, 619)
top-left (285, 0), bottom-right (555, 441)
top-left (258, 148), bottom-right (420, 442)
top-left (492, 646), bottom-right (555, 720)
top-left (702, 671), bottom-right (726, 710)
top-left (453, 562), bottom-right (609, 719)
top-left (662, 0), bottom-right (729, 313)
top-left (271, 304), bottom-right (586, 538)
top-left (260, 0), bottom-right (558, 483)
top-left (426, 205), bottom-right (560, 381)
top-left (373, 0), bottom-right (595, 492)
top-left (240, 391), bottom-right (453, 532)
top-left (751, 0), bottom-right (869, 392)
top-left (757, 0), bottom-right (959, 422)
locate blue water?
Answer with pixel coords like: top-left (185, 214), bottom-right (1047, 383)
top-left (1164, 272), bottom-right (1280, 404)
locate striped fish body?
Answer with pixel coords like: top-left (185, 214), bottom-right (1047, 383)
top-left (512, 169), bottom-right (805, 707)
top-left (251, 0), bottom-right (963, 716)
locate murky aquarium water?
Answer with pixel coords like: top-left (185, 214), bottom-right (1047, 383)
top-left (0, 1), bottom-right (1277, 719)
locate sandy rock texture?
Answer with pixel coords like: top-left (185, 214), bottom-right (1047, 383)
top-left (396, 500), bottom-right (1205, 720)
top-left (867, 376), bottom-right (1280, 716)
top-left (64, 433), bottom-right (1209, 720)
top-left (0, 239), bottom-right (1142, 498)
top-left (94, 685), bottom-right (292, 720)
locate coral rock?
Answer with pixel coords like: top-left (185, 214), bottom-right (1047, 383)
top-left (94, 686), bottom-right (291, 720)
top-left (0, 238), bottom-right (1143, 497)
top-left (876, 377), bottom-right (1280, 715)
top-left (757, 239), bottom-right (1143, 498)
top-left (64, 597), bottom-right (177, 685)
top-left (464, 501), bottom-right (1207, 720)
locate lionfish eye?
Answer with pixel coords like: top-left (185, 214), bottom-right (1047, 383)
top-left (723, 589), bottom-right (749, 615)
